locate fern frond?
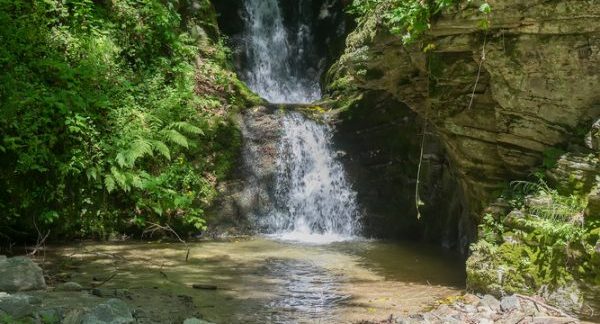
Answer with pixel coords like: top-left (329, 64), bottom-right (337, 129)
top-left (104, 175), bottom-right (116, 193)
top-left (116, 152), bottom-right (127, 168)
top-left (170, 121), bottom-right (204, 135)
top-left (111, 166), bottom-right (129, 191)
top-left (126, 139), bottom-right (154, 166)
top-left (130, 173), bottom-right (144, 189)
top-left (163, 129), bottom-right (189, 148)
top-left (152, 140), bottom-right (171, 160)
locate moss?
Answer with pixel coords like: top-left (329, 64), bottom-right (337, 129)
top-left (468, 179), bottom-right (599, 313)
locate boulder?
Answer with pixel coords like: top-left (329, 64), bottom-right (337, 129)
top-left (0, 294), bottom-right (36, 319)
top-left (0, 256), bottom-right (46, 292)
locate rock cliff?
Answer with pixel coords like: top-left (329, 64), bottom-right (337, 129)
top-left (326, 0), bottom-right (600, 250)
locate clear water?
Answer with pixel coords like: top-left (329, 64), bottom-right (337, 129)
top-left (47, 239), bottom-right (465, 323)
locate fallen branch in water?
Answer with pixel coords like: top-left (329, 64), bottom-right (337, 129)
top-left (142, 222), bottom-right (190, 262)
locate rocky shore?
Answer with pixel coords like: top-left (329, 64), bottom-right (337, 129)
top-left (0, 256), bottom-right (212, 324)
top-left (372, 294), bottom-right (581, 324)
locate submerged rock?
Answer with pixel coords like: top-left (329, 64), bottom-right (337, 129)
top-left (56, 281), bottom-right (83, 292)
top-left (70, 298), bottom-right (134, 324)
top-left (0, 256), bottom-right (46, 292)
top-left (183, 317), bottom-right (214, 324)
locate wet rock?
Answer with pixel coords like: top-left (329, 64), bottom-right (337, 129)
top-left (500, 295), bottom-right (521, 312)
top-left (56, 281), bottom-right (83, 291)
top-left (38, 308), bottom-right (62, 323)
top-left (0, 294), bottom-right (36, 319)
top-left (78, 298), bottom-right (134, 324)
top-left (0, 256), bottom-right (47, 292)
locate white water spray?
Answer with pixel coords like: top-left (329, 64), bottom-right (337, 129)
top-left (267, 113), bottom-right (361, 243)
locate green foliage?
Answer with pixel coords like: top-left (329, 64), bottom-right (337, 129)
top-left (470, 176), bottom-right (598, 294)
top-left (348, 0), bottom-right (491, 43)
top-left (0, 0), bottom-right (243, 240)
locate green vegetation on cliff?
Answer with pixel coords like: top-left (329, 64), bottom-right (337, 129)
top-left (348, 0), bottom-right (490, 43)
top-left (0, 0), bottom-right (254, 241)
top-left (468, 167), bottom-right (600, 316)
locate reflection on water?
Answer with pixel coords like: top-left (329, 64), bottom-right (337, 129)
top-left (266, 259), bottom-right (347, 323)
top-left (46, 238), bottom-right (465, 323)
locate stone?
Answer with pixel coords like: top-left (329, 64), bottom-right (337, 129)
top-left (183, 317), bottom-right (215, 324)
top-left (479, 294), bottom-right (501, 312)
top-left (80, 298), bottom-right (134, 324)
top-left (584, 119), bottom-right (600, 150)
top-left (56, 281), bottom-right (83, 291)
top-left (500, 295), bottom-right (521, 313)
top-left (585, 186), bottom-right (600, 222)
top-left (0, 294), bottom-right (36, 319)
top-left (463, 304), bottom-right (477, 313)
top-left (0, 256), bottom-right (46, 292)
top-left (462, 293), bottom-right (481, 305)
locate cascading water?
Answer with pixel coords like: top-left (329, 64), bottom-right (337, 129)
top-left (265, 112), bottom-right (361, 242)
top-left (241, 0), bottom-right (321, 103)
top-left (240, 0), bottom-right (360, 242)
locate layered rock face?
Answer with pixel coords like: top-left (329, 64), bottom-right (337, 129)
top-left (326, 0), bottom-right (600, 247)
top-left (331, 91), bottom-right (468, 247)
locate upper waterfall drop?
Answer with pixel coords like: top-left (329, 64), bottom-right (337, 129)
top-left (241, 0), bottom-right (321, 103)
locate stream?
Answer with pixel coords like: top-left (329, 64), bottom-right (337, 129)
top-left (46, 238), bottom-right (465, 323)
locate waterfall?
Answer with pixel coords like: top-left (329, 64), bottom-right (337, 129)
top-left (241, 0), bottom-right (321, 103)
top-left (265, 113), bottom-right (361, 242)
top-left (240, 0), bottom-right (360, 242)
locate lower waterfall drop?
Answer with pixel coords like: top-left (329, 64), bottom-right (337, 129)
top-left (264, 112), bottom-right (361, 243)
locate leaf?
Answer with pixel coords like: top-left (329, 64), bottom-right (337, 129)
top-left (152, 140), bottom-right (171, 160)
top-left (111, 166), bottom-right (129, 191)
top-left (130, 173), bottom-right (144, 189)
top-left (126, 139), bottom-right (154, 166)
top-left (479, 3), bottom-right (492, 14)
top-left (116, 152), bottom-right (127, 168)
top-left (104, 175), bottom-right (116, 193)
top-left (170, 121), bottom-right (204, 135)
top-left (164, 129), bottom-right (189, 148)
